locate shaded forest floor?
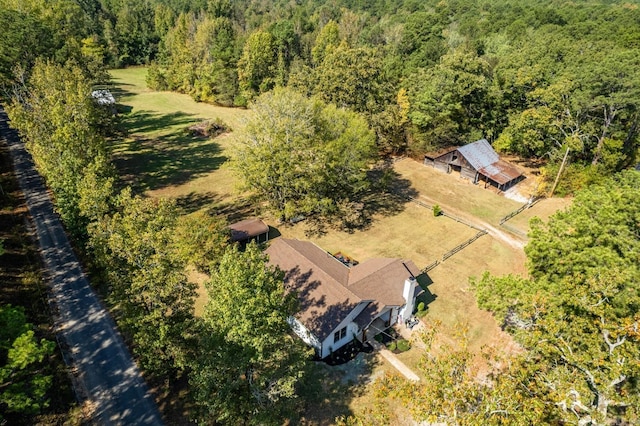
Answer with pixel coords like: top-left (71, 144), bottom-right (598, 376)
top-left (0, 139), bottom-right (81, 424)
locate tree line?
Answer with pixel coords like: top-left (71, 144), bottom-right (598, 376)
top-left (5, 57), bottom-right (312, 423)
top-left (141, 0), bottom-right (639, 194)
top-left (0, 1), bottom-right (312, 422)
top-left (1, 0), bottom-right (639, 424)
top-left (2, 0), bottom-right (639, 197)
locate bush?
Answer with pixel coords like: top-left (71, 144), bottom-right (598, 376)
top-left (433, 204), bottom-right (442, 216)
top-left (186, 118), bottom-right (231, 138)
top-left (417, 301), bottom-right (425, 312)
top-left (387, 341), bottom-right (396, 351)
top-left (396, 339), bottom-right (411, 352)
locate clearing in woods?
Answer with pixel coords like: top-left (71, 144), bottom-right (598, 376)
top-left (109, 67), bottom-right (572, 422)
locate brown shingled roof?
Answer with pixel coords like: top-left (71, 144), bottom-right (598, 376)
top-left (265, 238), bottom-right (419, 341)
top-left (229, 218), bottom-right (269, 242)
top-left (348, 258), bottom-right (420, 306)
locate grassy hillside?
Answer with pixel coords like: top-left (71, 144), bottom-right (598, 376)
top-left (109, 67), bottom-right (250, 209)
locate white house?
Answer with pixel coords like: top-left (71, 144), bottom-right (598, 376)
top-left (266, 238), bottom-right (423, 358)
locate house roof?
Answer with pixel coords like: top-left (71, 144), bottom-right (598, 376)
top-left (353, 301), bottom-right (385, 330)
top-left (457, 139), bottom-right (523, 185)
top-left (229, 218), bottom-right (269, 242)
top-left (348, 258), bottom-right (420, 306)
top-left (265, 239), bottom-right (420, 341)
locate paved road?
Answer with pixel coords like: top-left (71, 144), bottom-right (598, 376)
top-left (0, 109), bottom-right (164, 425)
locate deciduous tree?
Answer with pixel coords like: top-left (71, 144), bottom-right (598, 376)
top-left (0, 305), bottom-right (55, 417)
top-left (7, 60), bottom-right (112, 238)
top-left (190, 243), bottom-right (310, 424)
top-left (89, 190), bottom-right (197, 376)
top-left (474, 170), bottom-right (640, 424)
top-left (233, 87), bottom-right (375, 222)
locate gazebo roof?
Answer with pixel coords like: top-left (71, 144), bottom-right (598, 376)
top-left (229, 218), bottom-right (269, 242)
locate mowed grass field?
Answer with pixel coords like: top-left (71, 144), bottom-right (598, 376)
top-left (109, 67), bottom-right (250, 208)
top-left (109, 67), bottom-right (570, 421)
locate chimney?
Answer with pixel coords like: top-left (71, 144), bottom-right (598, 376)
top-left (400, 277), bottom-right (416, 323)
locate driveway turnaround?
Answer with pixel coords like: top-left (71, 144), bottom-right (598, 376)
top-left (0, 109), bottom-right (164, 425)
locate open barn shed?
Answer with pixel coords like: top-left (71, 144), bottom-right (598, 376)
top-left (424, 139), bottom-right (524, 191)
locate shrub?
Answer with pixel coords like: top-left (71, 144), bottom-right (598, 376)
top-left (433, 204), bottom-right (442, 216)
top-left (396, 339), bottom-right (411, 352)
top-left (417, 301), bottom-right (425, 312)
top-left (387, 341), bottom-right (396, 351)
top-left (186, 118), bottom-right (231, 138)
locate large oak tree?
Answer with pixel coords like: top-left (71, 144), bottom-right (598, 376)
top-left (233, 87), bottom-right (376, 222)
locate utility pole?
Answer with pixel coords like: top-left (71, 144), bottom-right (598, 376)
top-left (549, 147), bottom-right (570, 197)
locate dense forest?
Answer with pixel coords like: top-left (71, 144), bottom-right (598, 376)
top-left (2, 0), bottom-right (640, 193)
top-left (0, 0), bottom-right (639, 424)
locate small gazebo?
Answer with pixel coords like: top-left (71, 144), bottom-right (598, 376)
top-left (229, 218), bottom-right (269, 243)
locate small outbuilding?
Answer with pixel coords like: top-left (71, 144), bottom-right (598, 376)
top-left (229, 217), bottom-right (269, 243)
top-left (424, 139), bottom-right (524, 191)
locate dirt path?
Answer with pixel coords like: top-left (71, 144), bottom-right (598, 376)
top-left (413, 194), bottom-right (526, 251)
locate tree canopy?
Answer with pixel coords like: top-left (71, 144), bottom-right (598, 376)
top-left (233, 87), bottom-right (376, 222)
top-left (6, 59), bottom-right (113, 238)
top-left (190, 243), bottom-right (310, 424)
top-left (137, 0), bottom-right (640, 193)
top-left (473, 170), bottom-right (640, 424)
top-left (0, 305), bottom-right (55, 418)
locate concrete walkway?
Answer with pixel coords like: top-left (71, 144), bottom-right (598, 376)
top-left (370, 340), bottom-right (420, 381)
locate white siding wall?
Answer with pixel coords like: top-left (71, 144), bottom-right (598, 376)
top-left (287, 316), bottom-right (321, 353)
top-left (319, 301), bottom-right (371, 358)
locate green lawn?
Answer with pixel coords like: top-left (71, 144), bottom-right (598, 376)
top-left (108, 67), bottom-right (250, 207)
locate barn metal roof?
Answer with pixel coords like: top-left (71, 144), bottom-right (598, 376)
top-left (458, 139), bottom-right (522, 185)
top-left (457, 139), bottom-right (498, 170)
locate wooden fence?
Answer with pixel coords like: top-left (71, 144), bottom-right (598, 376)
top-left (441, 230), bottom-right (488, 261)
top-left (420, 230), bottom-right (488, 273)
top-left (407, 196), bottom-right (486, 232)
top-left (421, 260), bottom-right (440, 274)
top-left (499, 196), bottom-right (542, 225)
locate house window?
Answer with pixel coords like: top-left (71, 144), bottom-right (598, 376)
top-left (333, 327), bottom-right (347, 343)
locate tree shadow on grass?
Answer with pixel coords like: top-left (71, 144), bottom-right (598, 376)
top-left (121, 110), bottom-right (196, 135)
top-left (109, 83), bottom-right (136, 100)
top-left (300, 351), bottom-right (381, 424)
top-left (332, 161), bottom-right (419, 233)
top-left (110, 111), bottom-right (228, 192)
top-left (174, 191), bottom-right (221, 214)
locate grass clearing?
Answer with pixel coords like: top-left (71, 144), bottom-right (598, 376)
top-left (268, 202), bottom-right (477, 268)
top-left (394, 159), bottom-right (521, 224)
top-left (505, 197), bottom-right (573, 236)
top-left (108, 68), bottom-right (249, 203)
top-left (110, 68), bottom-right (570, 423)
